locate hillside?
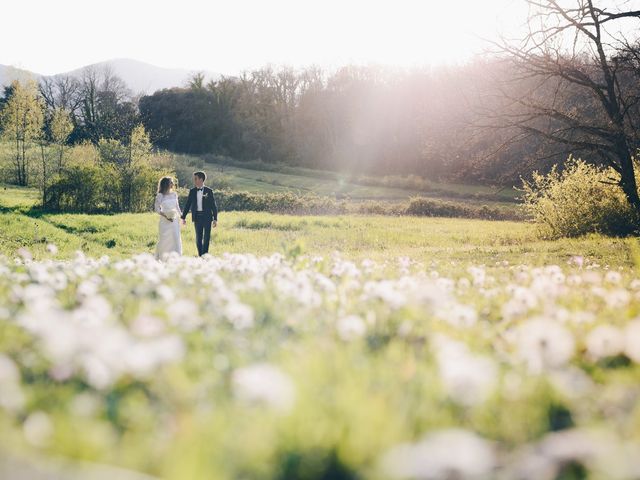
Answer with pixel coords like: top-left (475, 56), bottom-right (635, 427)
top-left (0, 64), bottom-right (40, 88)
top-left (0, 58), bottom-right (221, 94)
top-left (176, 155), bottom-right (520, 205)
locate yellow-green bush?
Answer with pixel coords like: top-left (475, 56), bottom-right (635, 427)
top-left (521, 157), bottom-right (639, 238)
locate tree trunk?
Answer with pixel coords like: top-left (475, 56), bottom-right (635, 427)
top-left (617, 144), bottom-right (640, 215)
top-left (40, 144), bottom-right (47, 207)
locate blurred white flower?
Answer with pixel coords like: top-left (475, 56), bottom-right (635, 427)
top-left (435, 339), bottom-right (497, 406)
top-left (23, 411), bottom-right (53, 447)
top-left (549, 367), bottom-right (595, 399)
top-left (604, 288), bottom-right (631, 309)
top-left (515, 318), bottom-right (575, 372)
top-left (381, 429), bottom-right (495, 479)
top-left (336, 315), bottom-right (367, 341)
top-left (232, 363), bottom-right (295, 412)
top-left (131, 314), bottom-right (165, 337)
top-left (167, 299), bottom-right (201, 331)
top-left (436, 303), bottom-right (478, 328)
top-left (624, 319), bottom-right (640, 363)
top-left (585, 325), bottom-right (624, 361)
top-left (0, 355), bottom-right (25, 412)
top-left (604, 271), bottom-right (622, 284)
top-left (46, 243), bottom-right (58, 255)
top-left (224, 302), bottom-right (254, 330)
top-left (569, 256), bottom-right (585, 268)
top-left (17, 247), bottom-right (33, 262)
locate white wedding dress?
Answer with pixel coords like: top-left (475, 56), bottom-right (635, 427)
top-left (155, 192), bottom-right (182, 259)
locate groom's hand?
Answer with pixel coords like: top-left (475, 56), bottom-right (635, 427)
top-left (212, 221), bottom-right (217, 228)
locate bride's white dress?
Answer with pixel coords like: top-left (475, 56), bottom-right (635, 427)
top-left (155, 192), bottom-right (182, 259)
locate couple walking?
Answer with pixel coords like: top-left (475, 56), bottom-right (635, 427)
top-left (154, 171), bottom-right (218, 259)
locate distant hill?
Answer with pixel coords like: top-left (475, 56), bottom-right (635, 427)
top-left (0, 65), bottom-right (41, 89)
top-left (0, 58), bottom-right (221, 95)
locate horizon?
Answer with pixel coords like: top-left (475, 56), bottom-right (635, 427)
top-left (1, 0), bottom-right (529, 76)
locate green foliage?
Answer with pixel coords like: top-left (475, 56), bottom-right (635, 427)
top-left (0, 80), bottom-right (45, 186)
top-left (405, 197), bottom-right (510, 220)
top-left (45, 129), bottom-right (171, 213)
top-left (521, 157), bottom-right (639, 238)
top-left (210, 190), bottom-right (518, 220)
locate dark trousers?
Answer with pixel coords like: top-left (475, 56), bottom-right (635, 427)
top-left (194, 213), bottom-right (212, 256)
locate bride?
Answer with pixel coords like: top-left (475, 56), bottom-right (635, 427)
top-left (154, 177), bottom-right (182, 259)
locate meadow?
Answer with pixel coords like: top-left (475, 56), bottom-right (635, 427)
top-left (1, 184), bottom-right (640, 479)
top-left (174, 154), bottom-right (519, 205)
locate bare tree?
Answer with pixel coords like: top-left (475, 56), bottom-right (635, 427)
top-left (490, 0), bottom-right (640, 210)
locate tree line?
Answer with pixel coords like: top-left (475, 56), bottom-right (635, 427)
top-left (0, 71), bottom-right (168, 212)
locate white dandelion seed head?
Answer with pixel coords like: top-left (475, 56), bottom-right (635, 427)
top-left (380, 429), bottom-right (495, 480)
top-left (336, 314), bottom-right (367, 341)
top-left (585, 325), bottom-right (625, 361)
top-left (623, 319), bottom-right (640, 363)
top-left (515, 318), bottom-right (575, 373)
top-left (23, 411), bottom-right (53, 447)
top-left (232, 363), bottom-right (295, 412)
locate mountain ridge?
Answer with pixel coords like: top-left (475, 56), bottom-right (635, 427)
top-left (0, 58), bottom-right (221, 95)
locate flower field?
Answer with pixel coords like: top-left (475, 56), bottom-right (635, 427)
top-left (1, 249), bottom-right (640, 479)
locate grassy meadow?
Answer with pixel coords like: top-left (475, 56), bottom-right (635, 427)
top-left (2, 183), bottom-right (640, 479)
top-left (175, 154), bottom-right (519, 205)
top-left (0, 184), bottom-right (635, 266)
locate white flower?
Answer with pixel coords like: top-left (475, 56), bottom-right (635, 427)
top-left (624, 319), bottom-right (640, 363)
top-left (131, 315), bottom-right (165, 337)
top-left (0, 355), bottom-right (25, 412)
top-left (515, 318), bottom-right (575, 372)
top-left (381, 429), bottom-right (495, 479)
top-left (167, 299), bottom-right (201, 331)
top-left (604, 271), bottom-right (622, 284)
top-left (604, 289), bottom-right (631, 309)
top-left (336, 315), bottom-right (367, 341)
top-left (224, 302), bottom-right (254, 330)
top-left (585, 325), bottom-right (624, 361)
top-left (436, 303), bottom-right (478, 328)
top-left (436, 344), bottom-right (497, 406)
top-left (23, 411), bottom-right (53, 447)
top-left (232, 363), bottom-right (295, 412)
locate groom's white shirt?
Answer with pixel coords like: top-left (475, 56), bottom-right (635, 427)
top-left (196, 188), bottom-right (204, 211)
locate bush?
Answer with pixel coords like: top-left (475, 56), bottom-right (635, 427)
top-left (177, 190), bottom-right (520, 220)
top-left (45, 140), bottom-right (172, 214)
top-left (520, 157), bottom-right (639, 238)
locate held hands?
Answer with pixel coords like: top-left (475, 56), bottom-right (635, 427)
top-left (212, 221), bottom-right (218, 228)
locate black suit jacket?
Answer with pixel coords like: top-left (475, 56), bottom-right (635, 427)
top-left (181, 186), bottom-right (218, 222)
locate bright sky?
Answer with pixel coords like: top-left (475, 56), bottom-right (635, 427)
top-left (1, 0), bottom-right (529, 75)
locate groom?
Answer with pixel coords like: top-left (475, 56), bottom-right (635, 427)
top-left (181, 171), bottom-right (218, 256)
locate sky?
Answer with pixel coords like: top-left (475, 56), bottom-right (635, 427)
top-left (1, 0), bottom-right (530, 76)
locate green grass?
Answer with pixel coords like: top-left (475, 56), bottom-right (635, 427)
top-left (3, 183), bottom-right (640, 479)
top-left (177, 154), bottom-right (518, 205)
top-left (0, 185), bottom-right (636, 267)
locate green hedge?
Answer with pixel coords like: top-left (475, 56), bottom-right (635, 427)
top-left (179, 190), bottom-right (520, 220)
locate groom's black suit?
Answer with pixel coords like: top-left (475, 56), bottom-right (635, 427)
top-left (181, 186), bottom-right (218, 256)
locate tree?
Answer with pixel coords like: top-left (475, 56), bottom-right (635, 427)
top-left (50, 107), bottom-right (73, 172)
top-left (0, 80), bottom-right (44, 186)
top-left (76, 66), bottom-right (137, 143)
top-left (492, 0), bottom-right (640, 211)
top-left (98, 124), bottom-right (157, 212)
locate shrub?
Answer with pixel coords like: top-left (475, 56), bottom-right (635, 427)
top-left (520, 157), bottom-right (639, 238)
top-left (178, 190), bottom-right (520, 220)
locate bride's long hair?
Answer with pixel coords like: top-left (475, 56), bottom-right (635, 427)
top-left (157, 176), bottom-right (175, 194)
